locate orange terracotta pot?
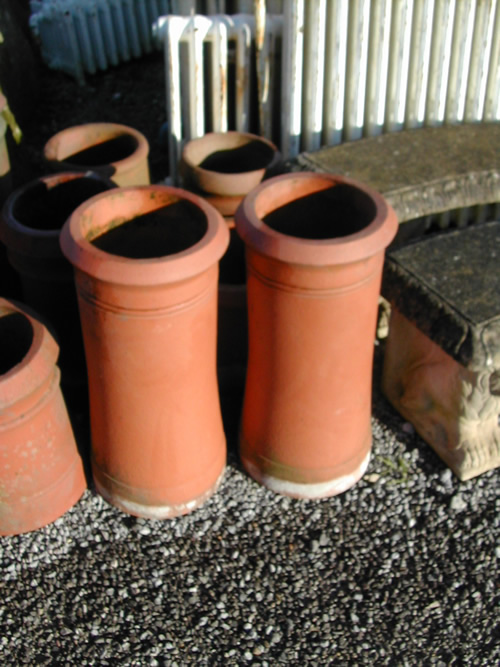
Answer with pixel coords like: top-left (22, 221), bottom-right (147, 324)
top-left (0, 171), bottom-right (116, 386)
top-left (0, 298), bottom-right (86, 536)
top-left (44, 122), bottom-right (150, 187)
top-left (60, 186), bottom-right (230, 518)
top-left (235, 173), bottom-right (398, 498)
top-left (180, 131), bottom-right (282, 202)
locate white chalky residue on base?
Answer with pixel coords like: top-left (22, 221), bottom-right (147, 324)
top-left (94, 470), bottom-right (224, 520)
top-left (243, 450), bottom-right (371, 499)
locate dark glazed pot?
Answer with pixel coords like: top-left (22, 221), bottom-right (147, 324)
top-left (0, 171), bottom-right (116, 387)
top-left (235, 172), bottom-right (398, 498)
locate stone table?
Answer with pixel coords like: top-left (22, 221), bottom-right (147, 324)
top-left (381, 221), bottom-right (500, 480)
top-left (297, 123), bottom-right (500, 226)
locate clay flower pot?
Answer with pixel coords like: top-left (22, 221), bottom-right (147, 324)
top-left (43, 122), bottom-right (150, 187)
top-left (60, 186), bottom-right (230, 518)
top-left (180, 131), bottom-right (282, 218)
top-left (0, 298), bottom-right (86, 536)
top-left (0, 171), bottom-right (116, 386)
top-left (234, 172), bottom-right (398, 498)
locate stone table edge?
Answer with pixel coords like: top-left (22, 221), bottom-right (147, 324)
top-left (297, 124), bottom-right (500, 223)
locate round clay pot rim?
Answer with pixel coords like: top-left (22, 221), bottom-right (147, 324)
top-left (60, 185), bottom-right (230, 286)
top-left (43, 122), bottom-right (149, 171)
top-left (181, 131), bottom-right (281, 197)
top-left (0, 172), bottom-right (116, 258)
top-left (0, 299), bottom-right (58, 408)
top-left (234, 172), bottom-right (398, 266)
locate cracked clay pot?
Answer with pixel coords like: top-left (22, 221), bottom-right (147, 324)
top-left (235, 172), bottom-right (398, 498)
top-left (44, 122), bottom-right (150, 187)
top-left (60, 186), bottom-right (229, 518)
top-left (0, 298), bottom-right (86, 535)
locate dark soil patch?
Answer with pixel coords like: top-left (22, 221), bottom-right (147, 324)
top-left (7, 50), bottom-right (168, 191)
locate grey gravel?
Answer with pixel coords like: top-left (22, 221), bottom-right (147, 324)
top-left (1, 346), bottom-right (499, 665)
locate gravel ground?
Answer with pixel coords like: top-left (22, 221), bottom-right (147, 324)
top-left (1, 343), bottom-right (498, 666)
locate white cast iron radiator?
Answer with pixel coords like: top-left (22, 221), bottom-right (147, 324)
top-left (28, 0), bottom-right (275, 84)
top-left (153, 12), bottom-right (283, 182)
top-left (282, 0), bottom-right (500, 158)
top-left (155, 0), bottom-right (499, 184)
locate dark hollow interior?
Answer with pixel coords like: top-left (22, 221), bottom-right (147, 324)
top-left (65, 134), bottom-right (139, 166)
top-left (13, 178), bottom-right (111, 231)
top-left (198, 140), bottom-right (275, 174)
top-left (0, 312), bottom-right (34, 375)
top-left (219, 228), bottom-right (246, 285)
top-left (91, 200), bottom-right (208, 259)
top-left (262, 184), bottom-right (377, 239)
